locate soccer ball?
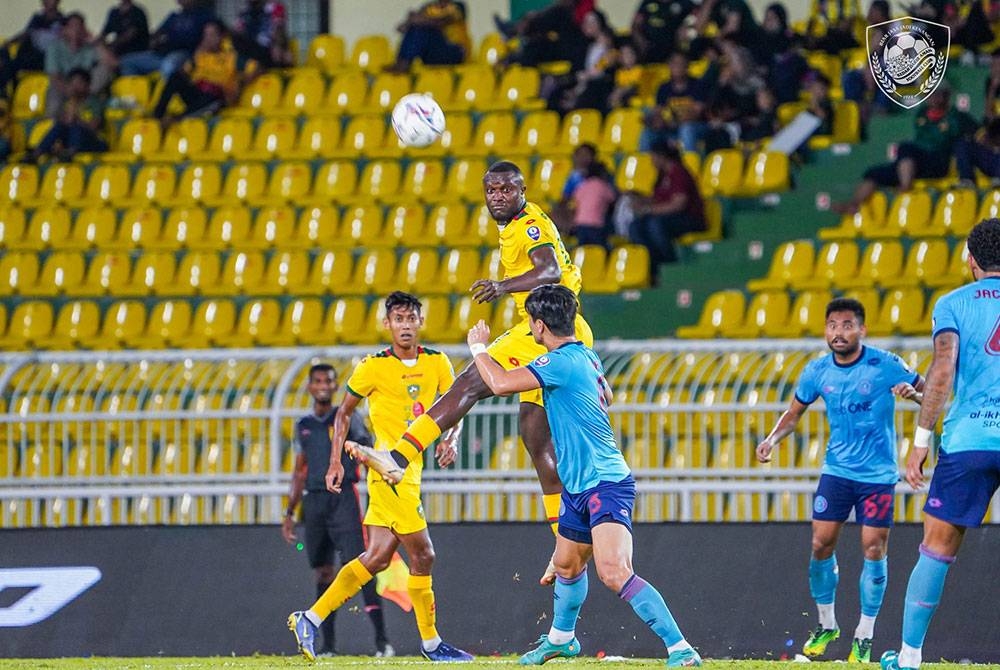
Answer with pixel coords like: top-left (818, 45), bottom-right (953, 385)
top-left (884, 33), bottom-right (933, 83)
top-left (391, 93), bottom-right (446, 148)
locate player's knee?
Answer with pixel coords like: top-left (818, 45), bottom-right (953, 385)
top-left (409, 545), bottom-right (435, 572)
top-left (360, 548), bottom-right (393, 574)
top-left (594, 560), bottom-right (631, 592)
top-left (811, 536), bottom-right (836, 557)
top-left (863, 540), bottom-right (888, 560)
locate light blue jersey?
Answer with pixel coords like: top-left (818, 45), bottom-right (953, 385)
top-left (795, 345), bottom-right (919, 484)
top-left (932, 277), bottom-right (1000, 453)
top-left (526, 342), bottom-right (631, 494)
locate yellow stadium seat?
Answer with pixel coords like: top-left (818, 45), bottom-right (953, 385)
top-left (400, 159), bottom-right (446, 202)
top-left (747, 240), bottom-right (815, 291)
top-left (781, 290), bottom-right (834, 337)
top-left (615, 154), bottom-right (656, 194)
top-left (14, 205), bottom-right (71, 251)
top-left (701, 149), bottom-right (744, 197)
top-left (874, 191), bottom-right (934, 238)
top-left (133, 299), bottom-right (191, 349)
top-left (601, 108), bottom-right (643, 153)
top-left (678, 196), bottom-right (723, 246)
top-left (419, 294), bottom-right (452, 343)
top-left (508, 110), bottom-right (560, 158)
top-left (246, 117), bottom-right (298, 160)
top-left (123, 164), bottom-right (176, 207)
top-left (741, 151), bottom-right (790, 196)
top-left (330, 114), bottom-right (387, 158)
top-left (82, 300), bottom-right (147, 349)
top-left (232, 71), bottom-right (282, 117)
top-left (277, 69), bottom-right (326, 117)
top-left (258, 298), bottom-right (326, 346)
top-left (154, 117), bottom-right (208, 161)
top-left (411, 111), bottom-right (473, 158)
top-left (448, 295), bottom-right (494, 334)
top-left (413, 68), bottom-right (455, 106)
top-left (837, 240), bottom-right (904, 289)
top-left (724, 291), bottom-right (791, 338)
top-left (253, 161), bottom-right (312, 206)
top-left (350, 34), bottom-right (392, 71)
top-left (206, 251), bottom-right (266, 296)
top-left (152, 207), bottom-right (207, 251)
top-left (798, 240), bottom-right (860, 290)
top-left (339, 205), bottom-right (387, 248)
top-left (574, 245), bottom-right (613, 294)
top-left (292, 206), bottom-right (340, 249)
top-left (349, 249), bottom-right (398, 295)
top-left (468, 205), bottom-right (501, 247)
top-left (676, 291), bottom-right (745, 339)
top-left (436, 158), bottom-right (487, 204)
top-left (217, 299), bottom-right (282, 347)
top-left (460, 112), bottom-right (516, 158)
top-left (193, 206), bottom-right (251, 251)
top-left (384, 204), bottom-right (428, 246)
top-left (682, 151), bottom-right (701, 179)
top-left (607, 244), bottom-right (651, 290)
top-left (777, 101), bottom-right (807, 128)
top-left (75, 164), bottom-right (131, 208)
top-left (106, 117), bottom-right (161, 162)
top-left (24, 117), bottom-right (53, 153)
top-left (206, 162), bottom-right (267, 206)
top-left (832, 100), bottom-right (861, 144)
top-left (108, 74), bottom-right (152, 115)
top-left (529, 156), bottom-right (573, 205)
top-left (22, 251), bottom-right (85, 296)
top-left (110, 206), bottom-right (162, 250)
top-left (818, 191), bottom-right (889, 239)
top-left (346, 160), bottom-right (403, 205)
top-left (286, 116), bottom-right (341, 159)
top-left (19, 444), bottom-right (62, 477)
top-left (170, 163), bottom-right (222, 206)
top-left (168, 251), bottom-right (221, 295)
top-left (555, 109), bottom-right (602, 153)
top-left (978, 188), bottom-right (1000, 222)
top-left (449, 65), bottom-right (497, 111)
top-left (364, 72), bottom-right (411, 114)
top-left (885, 238), bottom-right (950, 289)
top-left (0, 164), bottom-right (39, 206)
top-left (926, 243), bottom-right (971, 289)
top-left (396, 248), bottom-right (441, 293)
top-left (306, 34), bottom-right (346, 74)
top-left (257, 250), bottom-right (310, 296)
top-left (304, 160), bottom-right (358, 205)
top-left (119, 251), bottom-right (176, 296)
top-left (0, 252), bottom-right (39, 297)
top-left (38, 300), bottom-right (101, 349)
top-left (302, 250), bottom-right (353, 295)
top-left (439, 247), bottom-right (482, 292)
top-left (867, 288), bottom-right (926, 336)
top-left (490, 296), bottom-right (519, 338)
top-left (67, 251), bottom-right (132, 297)
top-left (428, 205), bottom-right (478, 247)
top-left (197, 117), bottom-right (254, 160)
top-left (496, 65), bottom-right (543, 110)
top-left (180, 299), bottom-right (237, 348)
top-left (33, 163), bottom-right (84, 206)
top-left (61, 205), bottom-right (116, 251)
top-left (0, 301), bottom-right (52, 348)
top-left (324, 70), bottom-right (368, 114)
top-left (477, 32), bottom-right (508, 67)
top-left (247, 206), bottom-right (296, 250)
top-left (932, 188), bottom-right (977, 238)
top-left (326, 297), bottom-right (369, 344)
top-left (11, 72), bottom-right (49, 119)
top-left (0, 207), bottom-right (26, 249)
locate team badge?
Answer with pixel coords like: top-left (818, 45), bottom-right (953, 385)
top-left (814, 495), bottom-right (829, 514)
top-left (407, 384), bottom-right (420, 399)
top-left (526, 225), bottom-right (541, 241)
top-left (535, 355), bottom-right (550, 367)
top-left (868, 17), bottom-right (949, 109)
top-left (858, 380), bottom-right (872, 395)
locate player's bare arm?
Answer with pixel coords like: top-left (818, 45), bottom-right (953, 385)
top-left (471, 246), bottom-right (562, 303)
top-left (436, 419), bottom-right (463, 468)
top-left (907, 332), bottom-right (959, 489)
top-left (467, 320), bottom-right (542, 395)
top-left (892, 375), bottom-right (926, 405)
top-left (756, 398), bottom-right (809, 463)
top-left (326, 392), bottom-right (362, 493)
top-left (283, 452), bottom-right (308, 543)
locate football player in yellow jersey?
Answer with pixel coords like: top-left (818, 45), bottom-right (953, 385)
top-left (288, 292), bottom-right (473, 663)
top-left (350, 161), bottom-right (594, 585)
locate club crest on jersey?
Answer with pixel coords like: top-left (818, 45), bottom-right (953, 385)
top-left (526, 225), bottom-right (541, 241)
top-left (535, 355), bottom-right (551, 367)
top-left (858, 380), bottom-right (872, 395)
top-left (407, 384), bottom-right (420, 399)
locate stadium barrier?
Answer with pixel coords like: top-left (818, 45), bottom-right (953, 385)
top-left (2, 338), bottom-right (996, 527)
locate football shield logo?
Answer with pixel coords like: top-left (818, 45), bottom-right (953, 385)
top-left (868, 17), bottom-right (949, 109)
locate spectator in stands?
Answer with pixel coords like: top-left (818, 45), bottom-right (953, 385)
top-left (807, 72), bottom-right (835, 138)
top-left (545, 10), bottom-right (616, 113)
top-left (119, 0), bottom-right (216, 80)
top-left (755, 3), bottom-right (809, 106)
top-left (26, 68), bottom-right (107, 162)
top-left (569, 160), bottom-right (617, 249)
top-left (45, 13), bottom-right (115, 118)
top-left (231, 0), bottom-right (294, 69)
top-left (712, 40), bottom-right (763, 124)
top-left (608, 41), bottom-right (642, 110)
top-left (96, 0), bottom-right (150, 60)
top-left (640, 51), bottom-right (712, 153)
top-left (388, 0), bottom-right (470, 72)
top-left (630, 0), bottom-right (695, 63)
top-left (842, 1), bottom-right (894, 130)
top-left (0, 0), bottom-right (65, 98)
top-left (834, 85), bottom-right (977, 214)
top-left (693, 0), bottom-right (761, 50)
top-left (152, 20), bottom-right (248, 122)
top-left (629, 141), bottom-right (706, 284)
top-left (956, 117), bottom-right (1000, 184)
top-left (985, 47), bottom-right (1000, 120)
top-left (740, 86), bottom-right (778, 144)
top-left (502, 0), bottom-right (590, 72)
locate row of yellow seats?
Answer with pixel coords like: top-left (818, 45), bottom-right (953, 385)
top-left (679, 284), bottom-right (948, 339)
top-left (749, 238), bottom-right (971, 293)
top-left (820, 188), bottom-right (998, 241)
top-left (2, 495), bottom-right (262, 528)
top-left (305, 32), bottom-right (513, 75)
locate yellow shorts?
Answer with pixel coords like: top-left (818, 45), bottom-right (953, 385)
top-left (487, 313), bottom-right (594, 405)
top-left (364, 479), bottom-right (427, 535)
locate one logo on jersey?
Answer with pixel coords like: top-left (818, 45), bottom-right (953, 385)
top-left (848, 400), bottom-right (873, 413)
top-left (412, 401), bottom-right (425, 417)
top-left (814, 495), bottom-right (829, 513)
top-left (858, 380), bottom-right (873, 395)
top-left (407, 384), bottom-right (420, 399)
top-left (535, 355), bottom-right (551, 367)
top-left (526, 225), bottom-right (541, 241)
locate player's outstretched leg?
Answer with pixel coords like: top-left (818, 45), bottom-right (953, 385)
top-left (288, 558), bottom-right (376, 661)
top-left (287, 611), bottom-right (319, 662)
top-left (519, 401), bottom-right (564, 585)
top-left (519, 569), bottom-right (587, 665)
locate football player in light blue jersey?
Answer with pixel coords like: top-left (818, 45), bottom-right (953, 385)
top-left (882, 219), bottom-right (1000, 670)
top-left (466, 284), bottom-right (701, 668)
top-left (756, 298), bottom-right (925, 663)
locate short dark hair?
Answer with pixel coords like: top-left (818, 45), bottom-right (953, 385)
top-left (64, 12), bottom-right (85, 25)
top-left (384, 290), bottom-right (422, 315)
top-left (309, 363), bottom-right (335, 379)
top-left (968, 218), bottom-right (1000, 272)
top-left (825, 297), bottom-right (865, 324)
top-left (485, 160), bottom-right (523, 177)
top-left (524, 284), bottom-right (577, 337)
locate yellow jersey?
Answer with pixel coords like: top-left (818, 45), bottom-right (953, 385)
top-left (346, 345), bottom-right (455, 483)
top-left (499, 201), bottom-right (583, 318)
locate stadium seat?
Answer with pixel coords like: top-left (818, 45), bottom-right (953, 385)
top-left (874, 191), bottom-right (934, 238)
top-left (39, 300), bottom-right (101, 349)
top-left (867, 288), bottom-right (926, 336)
top-left (326, 297), bottom-right (369, 344)
top-left (350, 34), bottom-right (392, 71)
top-left (14, 205), bottom-right (71, 251)
top-left (724, 291), bottom-right (791, 338)
top-left (607, 245), bottom-right (651, 289)
top-left (496, 66), bottom-right (543, 110)
top-left (62, 205), bottom-right (117, 251)
top-left (231, 71), bottom-right (283, 117)
top-left (108, 74), bottom-right (152, 116)
top-left (22, 251), bottom-right (85, 296)
top-left (448, 296), bottom-right (494, 334)
top-left (780, 290), bottom-right (835, 337)
top-left (32, 162), bottom-right (84, 206)
top-left (411, 111), bottom-right (473, 158)
top-left (883, 238), bottom-right (950, 288)
top-left (477, 32), bottom-right (508, 67)
top-left (0, 301), bottom-right (52, 348)
top-left (152, 207), bottom-right (207, 251)
top-left (75, 164), bottom-right (131, 208)
top-left (837, 240), bottom-right (904, 289)
top-left (400, 159), bottom-right (446, 202)
top-left (257, 250), bottom-right (310, 296)
top-left (615, 154), bottom-right (657, 194)
top-left (119, 251), bottom-right (177, 296)
top-left (302, 250), bottom-right (353, 295)
top-left (449, 65), bottom-right (497, 111)
top-left (217, 299), bottom-right (282, 347)
top-left (529, 156), bottom-right (573, 205)
top-left (111, 206), bottom-right (163, 250)
top-left (258, 298), bottom-right (326, 346)
top-left (747, 240), bottom-right (816, 291)
top-left (842, 287), bottom-right (882, 320)
top-left (278, 69), bottom-right (326, 117)
top-left (339, 205), bottom-right (387, 248)
top-left (740, 151), bottom-right (790, 195)
top-left (491, 296), bottom-right (520, 337)
top-left (305, 161), bottom-right (359, 205)
top-left (67, 251), bottom-right (132, 297)
top-left (246, 206), bottom-right (296, 250)
top-left (978, 188), bottom-right (1000, 222)
top-left (131, 299), bottom-right (193, 349)
top-left (197, 117), bottom-right (254, 160)
top-left (329, 114), bottom-right (388, 158)
top-left (574, 245), bottom-right (615, 294)
top-left (701, 149), bottom-right (744, 197)
top-left (19, 444), bottom-right (62, 477)
top-left (293, 206), bottom-right (340, 249)
top-left (306, 34), bottom-right (346, 74)
top-left (384, 204), bottom-right (428, 246)
top-left (354, 161), bottom-right (405, 204)
top-left (439, 248), bottom-right (482, 293)
top-left (363, 72), bottom-right (410, 114)
top-left (106, 117), bottom-right (162, 162)
top-left (818, 191), bottom-right (889, 239)
top-left (798, 240), bottom-right (860, 290)
top-left (193, 206), bottom-right (251, 251)
top-left (831, 100), bottom-right (861, 144)
top-left (167, 251), bottom-right (221, 295)
top-left (508, 110), bottom-right (560, 157)
top-left (0, 165), bottom-right (39, 206)
top-left (418, 294), bottom-right (452, 343)
top-left (601, 108), bottom-right (643, 153)
top-left (396, 248), bottom-right (441, 294)
top-left (123, 164), bottom-right (177, 207)
top-left (207, 251), bottom-right (266, 296)
top-left (0, 207), bottom-right (26, 249)
top-left (428, 205), bottom-right (477, 247)
top-left (348, 249), bottom-right (398, 295)
top-left (678, 197), bottom-right (724, 246)
top-left (413, 68), bottom-right (455, 107)
top-left (205, 162), bottom-right (267, 206)
top-left (436, 158), bottom-right (487, 204)
top-left (170, 163), bottom-right (222, 206)
top-left (253, 161), bottom-right (313, 206)
top-left (11, 72), bottom-right (49, 119)
top-left (325, 70), bottom-right (368, 114)
top-left (926, 242), bottom-right (971, 289)
top-left (286, 116), bottom-right (342, 159)
top-left (245, 117), bottom-right (298, 160)
top-left (154, 117), bottom-right (208, 161)
top-left (931, 188), bottom-right (977, 238)
top-left (181, 299), bottom-right (237, 348)
top-left (82, 300), bottom-right (148, 349)
top-left (461, 112), bottom-right (516, 158)
top-left (555, 109), bottom-right (602, 153)
top-left (468, 205), bottom-right (501, 247)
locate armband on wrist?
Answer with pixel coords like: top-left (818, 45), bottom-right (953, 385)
top-left (914, 426), bottom-right (933, 449)
top-left (469, 343), bottom-right (488, 357)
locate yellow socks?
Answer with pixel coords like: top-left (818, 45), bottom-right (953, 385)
top-left (310, 558), bottom-right (372, 621)
top-left (543, 492), bottom-right (561, 535)
top-left (407, 573), bottom-right (439, 642)
top-left (393, 414), bottom-right (443, 464)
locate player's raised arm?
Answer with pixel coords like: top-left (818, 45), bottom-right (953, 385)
top-left (756, 397), bottom-right (810, 463)
top-left (327, 391), bottom-right (362, 493)
top-left (466, 320), bottom-right (541, 395)
top-left (907, 331), bottom-right (959, 489)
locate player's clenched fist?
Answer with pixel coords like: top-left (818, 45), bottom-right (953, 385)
top-left (755, 438), bottom-right (774, 463)
top-left (467, 319), bottom-right (491, 348)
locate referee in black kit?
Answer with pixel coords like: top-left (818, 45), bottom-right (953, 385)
top-left (282, 363), bottom-right (393, 657)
